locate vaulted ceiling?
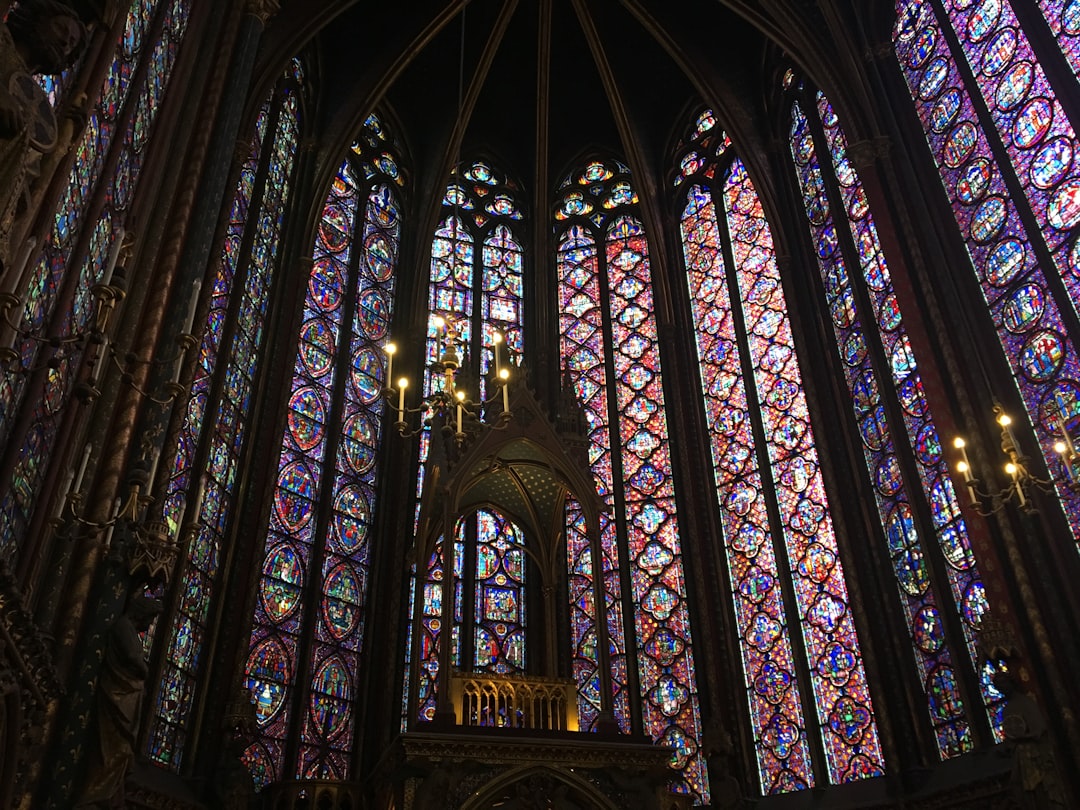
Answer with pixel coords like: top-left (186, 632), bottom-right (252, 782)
top-left (253, 0), bottom-right (888, 246)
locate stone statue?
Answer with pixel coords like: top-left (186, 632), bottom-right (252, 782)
top-left (995, 671), bottom-right (1067, 809)
top-left (76, 593), bottom-right (163, 807)
top-left (0, 0), bottom-right (86, 275)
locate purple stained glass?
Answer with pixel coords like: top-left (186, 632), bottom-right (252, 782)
top-left (1039, 0), bottom-right (1080, 81)
top-left (895, 0), bottom-right (1080, 546)
top-left (681, 183), bottom-right (813, 792)
top-left (558, 160), bottom-right (707, 802)
top-left (297, 179), bottom-right (399, 777)
top-left (243, 151), bottom-right (355, 783)
top-left (404, 160), bottom-right (524, 723)
top-left (723, 158), bottom-right (885, 783)
top-left (1, 0), bottom-right (191, 562)
top-left (790, 87), bottom-right (1004, 751)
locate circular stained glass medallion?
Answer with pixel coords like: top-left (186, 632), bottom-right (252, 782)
top-left (995, 62), bottom-right (1034, 111)
top-left (319, 203), bottom-right (351, 252)
top-left (350, 346), bottom-right (382, 403)
top-left (981, 27), bottom-right (1017, 76)
top-left (287, 387), bottom-right (325, 451)
top-left (918, 57), bottom-right (949, 100)
top-left (356, 288), bottom-right (389, 339)
top-left (986, 238), bottom-right (1025, 286)
top-left (911, 26), bottom-right (935, 68)
top-left (1019, 329), bottom-right (1065, 382)
top-left (1012, 98), bottom-right (1053, 149)
top-left (322, 562), bottom-right (362, 640)
top-left (363, 232), bottom-right (395, 281)
top-left (1049, 181), bottom-right (1080, 230)
top-left (341, 412), bottom-right (377, 474)
top-left (275, 461), bottom-right (314, 531)
top-left (332, 485), bottom-right (371, 552)
top-left (1030, 138), bottom-right (1072, 190)
top-left (246, 637), bottom-right (290, 725)
top-left (956, 159), bottom-right (991, 204)
top-left (943, 122), bottom-right (977, 168)
top-left (965, 0), bottom-right (1001, 43)
top-left (913, 605), bottom-right (945, 653)
top-left (308, 257), bottom-right (343, 309)
top-left (1002, 283), bottom-right (1045, 333)
top-left (260, 545), bottom-right (303, 622)
top-left (930, 89), bottom-right (962, 133)
top-left (299, 318), bottom-right (335, 377)
top-left (309, 657), bottom-right (351, 739)
top-left (970, 196), bottom-right (1006, 243)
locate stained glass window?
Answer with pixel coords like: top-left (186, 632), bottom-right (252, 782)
top-left (557, 160), bottom-right (708, 802)
top-left (786, 83), bottom-right (1004, 757)
top-left (894, 0), bottom-right (1080, 537)
top-left (675, 116), bottom-right (885, 792)
top-left (405, 160), bottom-right (525, 723)
top-left (243, 115), bottom-right (402, 787)
top-left (0, 0), bottom-right (191, 559)
top-left (145, 62), bottom-right (303, 772)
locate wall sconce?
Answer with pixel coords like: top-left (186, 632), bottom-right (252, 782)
top-left (953, 404), bottom-right (1058, 515)
top-left (384, 317), bottom-right (512, 444)
top-left (0, 231), bottom-right (199, 408)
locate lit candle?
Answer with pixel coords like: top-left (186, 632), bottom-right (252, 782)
top-left (183, 279), bottom-right (202, 335)
top-left (500, 367), bottom-right (509, 413)
top-left (997, 411), bottom-right (1020, 454)
top-left (456, 389), bottom-right (465, 435)
top-left (397, 377), bottom-right (408, 418)
top-left (92, 336), bottom-right (110, 386)
top-left (54, 468), bottom-right (74, 522)
top-left (385, 342), bottom-right (396, 386)
top-left (102, 226), bottom-right (125, 288)
top-left (188, 475), bottom-right (206, 524)
top-left (953, 437), bottom-right (976, 503)
top-left (102, 497), bottom-right (121, 551)
top-left (1058, 415), bottom-right (1076, 456)
top-left (493, 331), bottom-right (503, 377)
top-left (1005, 462), bottom-right (1027, 508)
top-left (147, 445), bottom-right (162, 489)
top-left (72, 443), bottom-right (92, 494)
top-left (2, 236), bottom-right (36, 297)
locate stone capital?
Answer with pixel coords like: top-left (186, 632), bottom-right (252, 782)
top-left (847, 136), bottom-right (892, 170)
top-left (244, 0), bottom-right (280, 25)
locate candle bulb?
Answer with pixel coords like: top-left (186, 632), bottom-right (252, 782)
top-left (397, 377), bottom-right (408, 418)
top-left (183, 279), bottom-right (202, 335)
top-left (102, 226), bottom-right (125, 288)
top-left (54, 468), bottom-right (74, 522)
top-left (1059, 416), bottom-right (1076, 456)
top-left (102, 497), bottom-right (121, 551)
top-left (500, 367), bottom-right (509, 413)
top-left (493, 331), bottom-right (503, 377)
top-left (72, 443), bottom-right (92, 494)
top-left (456, 389), bottom-right (465, 435)
top-left (385, 342), bottom-right (396, 387)
top-left (92, 336), bottom-right (110, 387)
top-left (2, 236), bottom-right (36, 297)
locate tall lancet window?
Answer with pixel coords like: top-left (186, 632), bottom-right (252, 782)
top-left (243, 115), bottom-right (403, 786)
top-left (894, 1), bottom-right (1080, 537)
top-left (556, 160), bottom-right (707, 802)
top-left (785, 81), bottom-right (1002, 757)
top-left (674, 113), bottom-right (885, 792)
top-left (409, 160), bottom-right (526, 722)
top-left (0, 0), bottom-right (191, 559)
top-left (145, 61), bottom-right (304, 772)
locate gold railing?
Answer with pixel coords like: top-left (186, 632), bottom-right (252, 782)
top-left (451, 671), bottom-right (579, 731)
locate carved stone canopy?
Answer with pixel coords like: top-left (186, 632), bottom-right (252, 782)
top-left (413, 375), bottom-right (604, 579)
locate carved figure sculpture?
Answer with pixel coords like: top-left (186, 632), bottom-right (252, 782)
top-left (76, 593), bottom-right (163, 807)
top-left (0, 0), bottom-right (86, 274)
